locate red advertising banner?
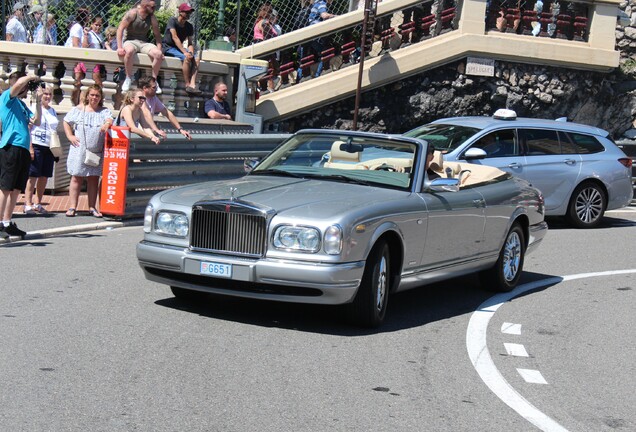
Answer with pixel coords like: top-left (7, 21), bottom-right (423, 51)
top-left (100, 126), bottom-right (131, 216)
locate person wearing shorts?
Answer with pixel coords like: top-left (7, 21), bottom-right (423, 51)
top-left (0, 72), bottom-right (43, 239)
top-left (116, 0), bottom-right (164, 93)
top-left (162, 3), bottom-right (202, 95)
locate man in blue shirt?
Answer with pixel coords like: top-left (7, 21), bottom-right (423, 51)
top-left (204, 83), bottom-right (232, 120)
top-left (0, 72), bottom-right (42, 239)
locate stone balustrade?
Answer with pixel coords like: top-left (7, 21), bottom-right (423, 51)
top-left (0, 42), bottom-right (240, 117)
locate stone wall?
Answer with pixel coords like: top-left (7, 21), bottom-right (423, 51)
top-left (285, 2), bottom-right (636, 140)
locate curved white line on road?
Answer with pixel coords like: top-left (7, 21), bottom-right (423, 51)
top-left (466, 269), bottom-right (636, 432)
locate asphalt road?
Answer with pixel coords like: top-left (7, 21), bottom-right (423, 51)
top-left (1, 210), bottom-right (635, 432)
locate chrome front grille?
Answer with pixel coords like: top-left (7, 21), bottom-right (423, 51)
top-left (190, 205), bottom-right (268, 257)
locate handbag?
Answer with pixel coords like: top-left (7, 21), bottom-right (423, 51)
top-left (80, 107), bottom-right (102, 167)
top-left (49, 130), bottom-right (62, 158)
top-left (84, 149), bottom-right (101, 166)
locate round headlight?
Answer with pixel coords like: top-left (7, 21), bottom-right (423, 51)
top-left (274, 225), bottom-right (321, 252)
top-left (298, 228), bottom-right (320, 250)
top-left (278, 227), bottom-right (298, 248)
top-left (156, 212), bottom-right (173, 232)
top-left (173, 214), bottom-right (189, 237)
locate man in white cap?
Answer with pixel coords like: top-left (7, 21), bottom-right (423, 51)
top-left (5, 3), bottom-right (28, 42)
top-left (162, 3), bottom-right (202, 95)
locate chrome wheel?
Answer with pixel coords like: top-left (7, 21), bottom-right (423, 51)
top-left (502, 231), bottom-right (521, 282)
top-left (567, 182), bottom-right (606, 228)
top-left (479, 223), bottom-right (525, 293)
top-left (574, 186), bottom-right (604, 225)
top-left (375, 254), bottom-right (388, 313)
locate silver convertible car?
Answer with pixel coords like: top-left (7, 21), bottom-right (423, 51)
top-left (137, 130), bottom-right (548, 327)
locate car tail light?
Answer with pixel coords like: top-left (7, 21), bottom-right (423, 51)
top-left (618, 158), bottom-right (633, 168)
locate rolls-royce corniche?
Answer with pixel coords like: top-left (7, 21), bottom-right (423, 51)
top-left (137, 130), bottom-right (548, 327)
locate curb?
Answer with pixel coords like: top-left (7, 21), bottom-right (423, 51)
top-left (0, 219), bottom-right (143, 244)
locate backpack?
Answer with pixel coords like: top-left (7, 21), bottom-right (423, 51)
top-left (292, 6), bottom-right (312, 31)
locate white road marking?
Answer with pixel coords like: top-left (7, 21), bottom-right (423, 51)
top-left (517, 368), bottom-right (548, 384)
top-left (504, 343), bottom-right (529, 357)
top-left (466, 269), bottom-right (636, 432)
top-left (501, 322), bottom-right (522, 335)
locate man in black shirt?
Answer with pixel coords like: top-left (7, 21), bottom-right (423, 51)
top-left (205, 83), bottom-right (232, 120)
top-left (162, 3), bottom-right (201, 95)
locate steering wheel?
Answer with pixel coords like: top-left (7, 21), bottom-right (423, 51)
top-left (374, 163), bottom-right (397, 172)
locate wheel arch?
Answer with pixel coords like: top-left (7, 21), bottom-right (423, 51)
top-left (570, 177), bottom-right (608, 205)
top-left (512, 213), bottom-right (530, 249)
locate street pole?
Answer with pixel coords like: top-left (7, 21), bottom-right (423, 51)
top-left (352, 0), bottom-right (377, 131)
top-left (207, 0), bottom-right (233, 51)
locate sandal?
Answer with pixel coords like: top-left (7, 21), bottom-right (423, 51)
top-left (65, 208), bottom-right (76, 217)
top-left (88, 208), bottom-right (103, 218)
top-left (34, 204), bottom-right (48, 214)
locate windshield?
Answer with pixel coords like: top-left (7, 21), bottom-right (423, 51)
top-left (251, 133), bottom-right (418, 190)
top-left (404, 124), bottom-right (480, 152)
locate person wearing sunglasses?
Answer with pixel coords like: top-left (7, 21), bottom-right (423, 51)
top-left (116, 90), bottom-right (161, 145)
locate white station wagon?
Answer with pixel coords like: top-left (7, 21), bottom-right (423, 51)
top-left (405, 110), bottom-right (633, 228)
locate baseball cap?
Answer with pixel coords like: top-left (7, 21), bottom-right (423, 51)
top-left (29, 5), bottom-right (44, 14)
top-left (178, 3), bottom-right (194, 12)
top-left (13, 2), bottom-right (26, 12)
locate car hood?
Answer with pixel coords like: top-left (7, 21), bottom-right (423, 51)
top-left (159, 175), bottom-right (408, 218)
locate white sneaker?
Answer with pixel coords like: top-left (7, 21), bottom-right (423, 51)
top-left (23, 205), bottom-right (36, 215)
top-left (122, 76), bottom-right (132, 92)
top-left (155, 81), bottom-right (162, 94)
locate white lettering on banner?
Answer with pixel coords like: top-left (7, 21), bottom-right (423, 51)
top-left (106, 162), bottom-right (118, 204)
top-left (466, 57), bottom-right (495, 77)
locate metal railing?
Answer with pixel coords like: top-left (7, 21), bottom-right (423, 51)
top-left (124, 132), bottom-right (290, 215)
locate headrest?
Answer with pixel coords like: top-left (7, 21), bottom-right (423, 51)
top-left (429, 150), bottom-right (444, 172)
top-left (330, 141), bottom-right (360, 162)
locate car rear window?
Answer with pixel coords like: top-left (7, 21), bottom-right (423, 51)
top-left (521, 129), bottom-right (561, 155)
top-left (562, 132), bottom-right (605, 154)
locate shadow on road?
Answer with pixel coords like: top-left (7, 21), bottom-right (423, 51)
top-left (154, 271), bottom-right (558, 335)
top-left (546, 215), bottom-right (636, 230)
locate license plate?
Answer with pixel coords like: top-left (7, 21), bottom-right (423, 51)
top-left (200, 261), bottom-right (232, 278)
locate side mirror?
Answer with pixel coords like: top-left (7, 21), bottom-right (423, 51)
top-left (244, 158), bottom-right (261, 173)
top-left (463, 147), bottom-right (487, 160)
top-left (426, 177), bottom-right (460, 192)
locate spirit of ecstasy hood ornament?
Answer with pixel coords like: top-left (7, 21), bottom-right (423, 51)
top-left (230, 187), bottom-right (237, 201)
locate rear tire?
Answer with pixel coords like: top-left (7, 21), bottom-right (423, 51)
top-left (566, 182), bottom-right (606, 228)
top-left (480, 223), bottom-right (525, 292)
top-left (347, 241), bottom-right (391, 328)
top-left (170, 286), bottom-right (207, 301)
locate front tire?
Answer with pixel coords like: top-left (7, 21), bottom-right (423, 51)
top-left (347, 241), bottom-right (391, 327)
top-left (566, 182), bottom-right (606, 228)
top-left (480, 223), bottom-right (525, 292)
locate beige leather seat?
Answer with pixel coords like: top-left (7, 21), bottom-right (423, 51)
top-left (325, 141), bottom-right (366, 169)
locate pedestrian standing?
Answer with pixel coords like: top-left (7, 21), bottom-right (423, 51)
top-left (0, 72), bottom-right (43, 239)
top-left (62, 84), bottom-right (113, 218)
top-left (5, 3), bottom-right (28, 42)
top-left (24, 85), bottom-right (58, 215)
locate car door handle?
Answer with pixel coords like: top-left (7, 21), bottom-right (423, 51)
top-left (472, 199), bottom-right (485, 208)
top-left (563, 159), bottom-right (576, 165)
top-left (507, 162), bottom-right (521, 168)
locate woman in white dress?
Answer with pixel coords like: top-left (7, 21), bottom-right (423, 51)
top-left (63, 84), bottom-right (113, 217)
top-left (24, 85), bottom-right (58, 214)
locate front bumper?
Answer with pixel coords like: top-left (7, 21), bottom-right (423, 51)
top-left (136, 240), bottom-right (365, 305)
